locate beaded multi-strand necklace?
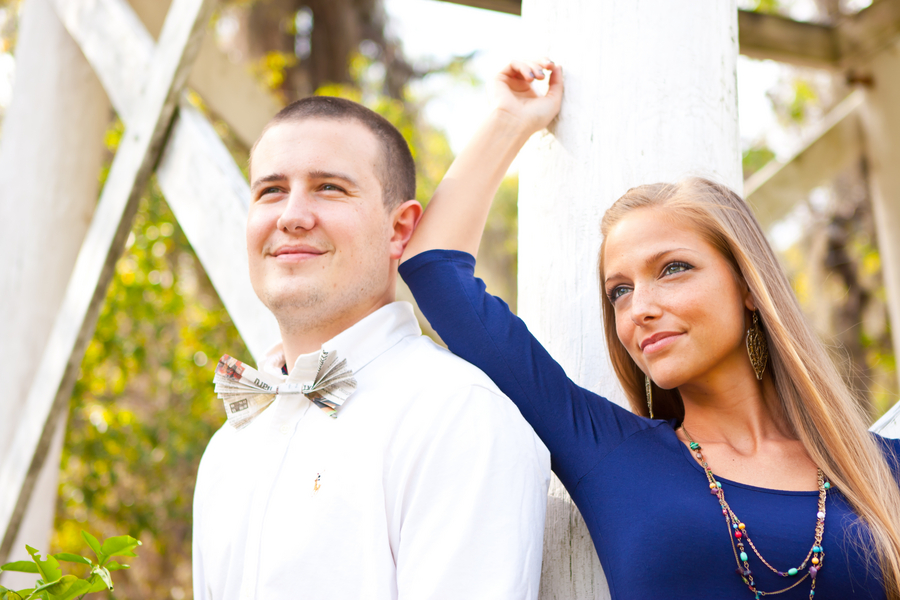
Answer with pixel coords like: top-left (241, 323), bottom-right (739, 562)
top-left (681, 426), bottom-right (830, 599)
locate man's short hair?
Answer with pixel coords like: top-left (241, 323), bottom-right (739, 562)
top-left (258, 96), bottom-right (416, 209)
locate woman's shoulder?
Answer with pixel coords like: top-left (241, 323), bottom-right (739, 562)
top-left (871, 432), bottom-right (900, 480)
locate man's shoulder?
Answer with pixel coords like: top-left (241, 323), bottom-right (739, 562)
top-left (388, 333), bottom-right (502, 397)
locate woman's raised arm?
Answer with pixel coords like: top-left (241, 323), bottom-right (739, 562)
top-left (401, 59), bottom-right (563, 261)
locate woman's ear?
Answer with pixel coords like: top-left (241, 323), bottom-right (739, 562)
top-left (389, 199), bottom-right (423, 260)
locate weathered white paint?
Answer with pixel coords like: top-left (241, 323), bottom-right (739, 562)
top-left (52, 0), bottom-right (279, 361)
top-left (0, 0), bottom-right (110, 585)
top-left (871, 400), bottom-right (900, 439)
top-left (517, 2), bottom-right (741, 597)
top-left (0, 0), bottom-right (216, 561)
top-left (127, 0), bottom-right (282, 147)
top-left (860, 39), bottom-right (900, 392)
top-left (745, 91), bottom-right (864, 228)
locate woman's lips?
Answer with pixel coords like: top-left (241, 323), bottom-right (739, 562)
top-left (641, 332), bottom-right (682, 355)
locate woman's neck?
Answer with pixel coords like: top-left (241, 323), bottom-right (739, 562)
top-left (679, 371), bottom-right (793, 450)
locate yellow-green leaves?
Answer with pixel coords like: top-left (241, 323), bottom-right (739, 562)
top-left (0, 531), bottom-right (138, 600)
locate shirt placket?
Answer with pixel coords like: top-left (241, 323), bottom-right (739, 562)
top-left (238, 397), bottom-right (310, 600)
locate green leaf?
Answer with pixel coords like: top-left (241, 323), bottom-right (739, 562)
top-left (79, 532), bottom-right (101, 563)
top-left (98, 536), bottom-right (140, 563)
top-left (50, 555), bottom-right (90, 567)
top-left (37, 575), bottom-right (91, 600)
top-left (0, 562), bottom-right (39, 574)
top-left (104, 561), bottom-right (129, 571)
top-left (2, 589), bottom-right (26, 600)
top-left (90, 567), bottom-right (113, 592)
top-left (23, 547), bottom-right (61, 584)
top-left (84, 575), bottom-right (107, 594)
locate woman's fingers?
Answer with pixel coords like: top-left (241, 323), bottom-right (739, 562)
top-left (503, 60), bottom-right (537, 81)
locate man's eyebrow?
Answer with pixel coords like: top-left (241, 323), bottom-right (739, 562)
top-left (604, 247), bottom-right (696, 285)
top-left (308, 170), bottom-right (360, 188)
top-left (250, 173), bottom-right (287, 193)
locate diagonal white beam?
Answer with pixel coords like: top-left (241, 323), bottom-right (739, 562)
top-left (0, 0), bottom-right (217, 562)
top-left (871, 401), bottom-right (900, 438)
top-left (126, 0), bottom-right (282, 148)
top-left (52, 0), bottom-right (279, 362)
top-left (745, 90), bottom-right (864, 228)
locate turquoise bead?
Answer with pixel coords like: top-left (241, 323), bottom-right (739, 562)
top-left (716, 481), bottom-right (722, 488)
top-left (690, 442), bottom-right (700, 450)
top-left (788, 568), bottom-right (798, 576)
top-left (813, 546), bottom-right (821, 553)
top-left (740, 552), bottom-right (748, 562)
top-left (824, 482), bottom-right (831, 489)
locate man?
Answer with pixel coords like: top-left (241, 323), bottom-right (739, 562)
top-left (192, 96), bottom-right (550, 600)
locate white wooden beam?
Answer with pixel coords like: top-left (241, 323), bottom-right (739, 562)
top-left (51, 0), bottom-right (279, 361)
top-left (871, 400), bottom-right (900, 438)
top-left (739, 10), bottom-right (838, 69)
top-left (127, 0), bottom-right (282, 148)
top-left (0, 0), bottom-right (216, 562)
top-left (0, 0), bottom-right (110, 586)
top-left (860, 40), bottom-right (900, 391)
top-left (518, 1), bottom-right (741, 598)
top-left (744, 91), bottom-right (864, 227)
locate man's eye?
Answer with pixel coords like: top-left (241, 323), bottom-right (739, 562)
top-left (662, 261), bottom-right (692, 277)
top-left (260, 187), bottom-right (281, 196)
top-left (321, 183), bottom-right (345, 192)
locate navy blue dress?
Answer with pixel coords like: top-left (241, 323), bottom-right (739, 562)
top-left (400, 249), bottom-right (900, 600)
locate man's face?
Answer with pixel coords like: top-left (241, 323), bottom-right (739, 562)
top-left (247, 118), bottom-right (397, 331)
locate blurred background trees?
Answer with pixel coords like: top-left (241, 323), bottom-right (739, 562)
top-left (0, 0), bottom-right (893, 598)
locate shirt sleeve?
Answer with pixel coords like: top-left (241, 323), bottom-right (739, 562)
top-left (389, 384), bottom-right (550, 600)
top-left (399, 249), bottom-right (648, 485)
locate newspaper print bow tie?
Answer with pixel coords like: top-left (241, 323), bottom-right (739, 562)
top-left (213, 350), bottom-right (357, 429)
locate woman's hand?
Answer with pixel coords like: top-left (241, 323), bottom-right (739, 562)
top-left (493, 58), bottom-right (563, 137)
top-left (401, 59), bottom-right (564, 262)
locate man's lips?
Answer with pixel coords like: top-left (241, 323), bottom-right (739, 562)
top-left (271, 245), bottom-right (326, 260)
top-left (640, 332), bottom-right (682, 354)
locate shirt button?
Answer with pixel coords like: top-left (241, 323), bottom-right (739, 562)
top-left (279, 424), bottom-right (291, 435)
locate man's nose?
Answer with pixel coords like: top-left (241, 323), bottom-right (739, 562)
top-left (276, 189), bottom-right (316, 232)
top-left (630, 283), bottom-right (662, 325)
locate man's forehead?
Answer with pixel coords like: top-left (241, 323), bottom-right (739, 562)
top-left (250, 117), bottom-right (380, 179)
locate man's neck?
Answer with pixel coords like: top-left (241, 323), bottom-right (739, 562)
top-left (278, 297), bottom-right (393, 373)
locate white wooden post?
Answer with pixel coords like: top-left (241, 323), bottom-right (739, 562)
top-left (860, 40), bottom-right (900, 391)
top-left (0, 0), bottom-right (110, 586)
top-left (0, 0), bottom-right (217, 562)
top-left (516, 2), bottom-right (742, 597)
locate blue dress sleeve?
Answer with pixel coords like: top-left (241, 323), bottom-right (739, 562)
top-left (400, 249), bottom-right (651, 487)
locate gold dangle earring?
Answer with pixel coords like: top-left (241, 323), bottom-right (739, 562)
top-left (645, 375), bottom-right (654, 419)
top-left (746, 311), bottom-right (769, 380)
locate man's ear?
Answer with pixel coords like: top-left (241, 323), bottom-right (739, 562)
top-left (389, 200), bottom-right (423, 260)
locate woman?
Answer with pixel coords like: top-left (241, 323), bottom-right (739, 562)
top-left (399, 60), bottom-right (900, 599)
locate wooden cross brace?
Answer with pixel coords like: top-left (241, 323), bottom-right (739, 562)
top-left (0, 0), bottom-right (280, 561)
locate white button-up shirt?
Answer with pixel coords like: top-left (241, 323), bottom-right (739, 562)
top-left (193, 302), bottom-right (550, 600)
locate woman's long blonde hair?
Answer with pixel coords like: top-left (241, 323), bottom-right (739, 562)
top-left (598, 177), bottom-right (900, 597)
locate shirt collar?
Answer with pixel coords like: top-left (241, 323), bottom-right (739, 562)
top-left (260, 301), bottom-right (421, 383)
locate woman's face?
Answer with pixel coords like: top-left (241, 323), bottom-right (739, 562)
top-left (603, 207), bottom-right (756, 393)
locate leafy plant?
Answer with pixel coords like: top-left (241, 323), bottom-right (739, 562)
top-left (0, 532), bottom-right (140, 600)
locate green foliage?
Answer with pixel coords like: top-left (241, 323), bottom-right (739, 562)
top-left (0, 532), bottom-right (139, 600)
top-left (742, 144), bottom-right (775, 180)
top-left (746, 0), bottom-right (781, 14)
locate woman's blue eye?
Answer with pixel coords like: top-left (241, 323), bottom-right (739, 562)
top-left (663, 261), bottom-right (692, 276)
top-left (608, 286), bottom-right (631, 303)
